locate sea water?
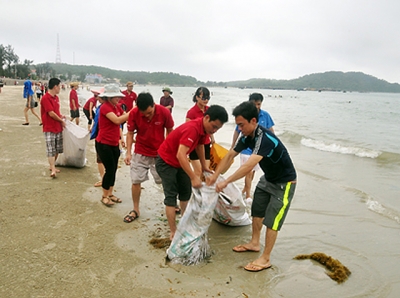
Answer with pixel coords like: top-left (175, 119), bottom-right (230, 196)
top-left (80, 85), bottom-right (400, 297)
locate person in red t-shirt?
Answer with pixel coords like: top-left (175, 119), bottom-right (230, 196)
top-left (40, 78), bottom-right (66, 178)
top-left (186, 87), bottom-right (215, 178)
top-left (122, 92), bottom-right (174, 223)
top-left (83, 89), bottom-right (102, 131)
top-left (119, 81), bottom-right (137, 112)
top-left (155, 105), bottom-right (228, 240)
top-left (69, 82), bottom-right (80, 125)
top-left (95, 84), bottom-right (131, 207)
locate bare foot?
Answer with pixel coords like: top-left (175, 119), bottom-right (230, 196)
top-left (232, 244), bottom-right (260, 253)
top-left (49, 169), bottom-right (60, 173)
top-left (50, 172), bottom-right (56, 178)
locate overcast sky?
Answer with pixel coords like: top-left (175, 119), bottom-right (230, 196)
top-left (2, 0), bottom-right (400, 83)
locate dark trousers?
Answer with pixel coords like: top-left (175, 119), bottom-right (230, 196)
top-left (95, 141), bottom-right (120, 190)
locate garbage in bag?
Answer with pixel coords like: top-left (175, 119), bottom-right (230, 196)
top-left (213, 175), bottom-right (252, 226)
top-left (167, 182), bottom-right (219, 265)
top-left (56, 120), bottom-right (90, 168)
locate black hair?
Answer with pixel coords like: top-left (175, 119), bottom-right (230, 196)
top-left (232, 101), bottom-right (258, 122)
top-left (48, 78), bottom-right (61, 89)
top-left (204, 105), bottom-right (228, 123)
top-left (136, 92), bottom-right (155, 111)
top-left (192, 87), bottom-right (210, 102)
top-left (249, 92), bottom-right (263, 102)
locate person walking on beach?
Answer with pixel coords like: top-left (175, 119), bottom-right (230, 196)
top-left (69, 82), bottom-right (80, 125)
top-left (206, 101), bottom-right (296, 272)
top-left (185, 87), bottom-right (214, 178)
top-left (123, 92), bottom-right (174, 223)
top-left (119, 81), bottom-right (137, 112)
top-left (40, 78), bottom-right (66, 178)
top-left (231, 93), bottom-right (275, 202)
top-left (35, 82), bottom-right (43, 102)
top-left (89, 93), bottom-right (105, 188)
top-left (159, 87), bottom-right (174, 113)
top-left (22, 77), bottom-right (42, 126)
top-left (83, 89), bottom-right (100, 131)
top-left (95, 84), bottom-right (130, 207)
top-left (156, 105), bottom-right (228, 240)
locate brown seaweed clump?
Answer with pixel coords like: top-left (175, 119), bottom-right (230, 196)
top-left (294, 252), bottom-right (351, 283)
top-left (149, 237), bottom-right (171, 249)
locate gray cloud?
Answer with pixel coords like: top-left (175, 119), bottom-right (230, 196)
top-left (2, 0), bottom-right (400, 83)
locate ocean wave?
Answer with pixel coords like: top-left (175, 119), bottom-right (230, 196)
top-left (366, 198), bottom-right (400, 225)
top-left (300, 138), bottom-right (381, 158)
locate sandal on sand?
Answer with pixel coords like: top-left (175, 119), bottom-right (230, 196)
top-left (175, 206), bottom-right (181, 214)
top-left (244, 262), bottom-right (272, 272)
top-left (123, 210), bottom-right (139, 223)
top-left (109, 195), bottom-right (122, 203)
top-left (101, 196), bottom-right (114, 207)
top-left (232, 245), bottom-right (260, 253)
top-left (94, 181), bottom-right (102, 187)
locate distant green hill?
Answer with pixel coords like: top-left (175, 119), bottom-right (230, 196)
top-left (226, 71), bottom-right (400, 93)
top-left (38, 63), bottom-right (400, 93)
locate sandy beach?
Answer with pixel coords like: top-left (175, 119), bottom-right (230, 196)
top-left (2, 85), bottom-right (399, 297)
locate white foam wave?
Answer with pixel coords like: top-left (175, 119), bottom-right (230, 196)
top-left (301, 138), bottom-right (381, 158)
top-left (366, 198), bottom-right (400, 224)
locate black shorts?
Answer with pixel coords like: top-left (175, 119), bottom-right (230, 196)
top-left (189, 143), bottom-right (211, 160)
top-left (70, 109), bottom-right (80, 118)
top-left (155, 156), bottom-right (192, 206)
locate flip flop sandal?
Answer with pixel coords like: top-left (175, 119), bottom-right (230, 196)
top-left (101, 196), bottom-right (114, 207)
top-left (109, 195), bottom-right (122, 203)
top-left (123, 210), bottom-right (139, 223)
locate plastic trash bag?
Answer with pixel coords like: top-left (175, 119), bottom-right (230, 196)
top-left (56, 120), bottom-right (90, 168)
top-left (213, 176), bottom-right (252, 226)
top-left (209, 143), bottom-right (232, 174)
top-left (167, 182), bottom-right (219, 265)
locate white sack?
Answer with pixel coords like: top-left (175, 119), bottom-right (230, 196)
top-left (56, 120), bottom-right (90, 168)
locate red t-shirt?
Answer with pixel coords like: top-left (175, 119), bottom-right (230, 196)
top-left (69, 89), bottom-right (80, 109)
top-left (96, 102), bottom-right (124, 146)
top-left (119, 90), bottom-right (137, 112)
top-left (186, 104), bottom-right (211, 145)
top-left (127, 105), bottom-right (174, 157)
top-left (41, 92), bottom-right (63, 133)
top-left (83, 96), bottom-right (97, 110)
top-left (158, 117), bottom-right (206, 168)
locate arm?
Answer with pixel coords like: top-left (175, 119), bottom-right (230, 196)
top-left (124, 130), bottom-right (135, 165)
top-left (215, 154), bottom-right (263, 192)
top-left (166, 127), bottom-right (173, 137)
top-left (48, 111), bottom-right (66, 128)
top-left (105, 111), bottom-right (130, 125)
top-left (206, 149), bottom-right (240, 186)
top-left (89, 102), bottom-right (94, 119)
top-left (177, 144), bottom-right (202, 188)
top-left (231, 129), bottom-right (240, 149)
top-left (269, 126), bottom-right (275, 134)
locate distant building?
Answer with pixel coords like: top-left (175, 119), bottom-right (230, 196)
top-left (85, 73), bottom-right (103, 84)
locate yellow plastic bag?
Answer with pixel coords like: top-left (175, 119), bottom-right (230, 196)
top-left (209, 143), bottom-right (232, 174)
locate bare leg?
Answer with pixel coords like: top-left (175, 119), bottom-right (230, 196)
top-left (75, 117), bottom-right (80, 125)
top-left (232, 216), bottom-right (263, 252)
top-left (179, 200), bottom-right (189, 216)
top-left (245, 228), bottom-right (278, 269)
top-left (48, 155), bottom-right (57, 177)
top-left (131, 183), bottom-right (141, 216)
top-left (166, 205), bottom-right (177, 240)
top-left (23, 107), bottom-right (29, 123)
top-left (30, 108), bottom-right (42, 123)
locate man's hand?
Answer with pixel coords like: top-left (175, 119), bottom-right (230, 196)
top-left (191, 176), bottom-right (203, 189)
top-left (124, 154), bottom-right (131, 166)
top-left (205, 173), bottom-right (218, 186)
top-left (215, 180), bottom-right (228, 193)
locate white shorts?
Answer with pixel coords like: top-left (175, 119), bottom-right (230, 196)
top-left (130, 153), bottom-right (162, 184)
top-left (240, 154), bottom-right (260, 172)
